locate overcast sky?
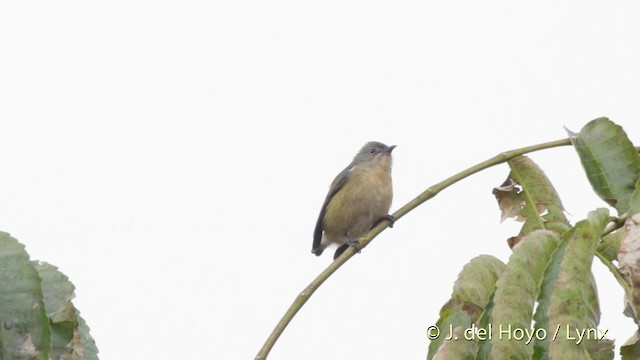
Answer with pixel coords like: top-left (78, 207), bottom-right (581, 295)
top-left (1, 1), bottom-right (640, 359)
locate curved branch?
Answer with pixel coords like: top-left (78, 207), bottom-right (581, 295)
top-left (255, 137), bottom-right (572, 359)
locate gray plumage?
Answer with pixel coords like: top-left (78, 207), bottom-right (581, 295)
top-left (313, 141), bottom-right (395, 259)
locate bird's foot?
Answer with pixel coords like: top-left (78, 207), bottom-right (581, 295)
top-left (346, 239), bottom-right (362, 253)
top-left (384, 214), bottom-right (395, 228)
top-left (372, 214), bottom-right (395, 229)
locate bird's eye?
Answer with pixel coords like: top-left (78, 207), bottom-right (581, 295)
top-left (369, 147), bottom-right (376, 154)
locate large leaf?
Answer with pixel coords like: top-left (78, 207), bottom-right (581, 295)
top-left (568, 117), bottom-right (640, 215)
top-left (493, 156), bottom-right (569, 247)
top-left (426, 255), bottom-right (505, 360)
top-left (34, 262), bottom-right (99, 360)
top-left (535, 209), bottom-right (610, 359)
top-left (489, 230), bottom-right (561, 358)
top-left (0, 232), bottom-right (51, 359)
top-left (34, 262), bottom-right (79, 360)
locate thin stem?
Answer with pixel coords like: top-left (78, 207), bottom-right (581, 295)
top-left (255, 137), bottom-right (572, 359)
top-left (595, 251), bottom-right (632, 296)
top-left (603, 215), bottom-right (627, 236)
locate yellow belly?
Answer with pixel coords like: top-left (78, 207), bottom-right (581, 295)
top-left (322, 166), bottom-right (392, 246)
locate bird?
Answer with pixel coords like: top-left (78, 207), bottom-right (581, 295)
top-left (313, 141), bottom-right (395, 259)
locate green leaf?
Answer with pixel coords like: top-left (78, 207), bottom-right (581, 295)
top-left (77, 312), bottom-right (99, 360)
top-left (33, 262), bottom-right (78, 360)
top-left (568, 117), bottom-right (640, 215)
top-left (0, 231), bottom-right (51, 359)
top-left (584, 336), bottom-right (615, 360)
top-left (34, 262), bottom-right (76, 322)
top-left (449, 255), bottom-right (505, 323)
top-left (432, 325), bottom-right (478, 360)
top-left (427, 255), bottom-right (505, 360)
top-left (628, 179), bottom-right (640, 216)
top-left (621, 330), bottom-right (640, 360)
top-left (532, 230), bottom-right (568, 358)
top-left (583, 272), bottom-right (614, 360)
top-left (533, 210), bottom-right (609, 358)
top-left (474, 293), bottom-right (495, 360)
top-left (588, 208), bottom-right (611, 236)
top-left (493, 156), bottom-right (569, 247)
top-left (489, 230), bottom-right (561, 359)
top-left (547, 212), bottom-right (605, 358)
top-left (33, 262), bottom-right (99, 360)
top-left (598, 230), bottom-right (623, 262)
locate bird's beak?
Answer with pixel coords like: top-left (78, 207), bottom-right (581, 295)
top-left (387, 145), bottom-right (396, 153)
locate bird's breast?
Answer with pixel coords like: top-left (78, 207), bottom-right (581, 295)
top-left (322, 164), bottom-right (393, 241)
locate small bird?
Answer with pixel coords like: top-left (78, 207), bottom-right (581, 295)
top-left (313, 141), bottom-right (395, 259)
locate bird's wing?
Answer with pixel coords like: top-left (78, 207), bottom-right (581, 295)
top-left (312, 166), bottom-right (351, 254)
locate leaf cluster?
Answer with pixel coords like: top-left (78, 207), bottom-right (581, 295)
top-left (429, 118), bottom-right (640, 359)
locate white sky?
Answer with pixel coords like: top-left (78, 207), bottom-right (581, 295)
top-left (1, 1), bottom-right (640, 359)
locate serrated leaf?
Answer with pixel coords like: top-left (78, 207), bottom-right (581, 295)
top-left (34, 262), bottom-right (76, 321)
top-left (569, 117), bottom-right (640, 215)
top-left (33, 262), bottom-right (99, 360)
top-left (489, 230), bottom-right (561, 359)
top-left (0, 231), bottom-right (51, 359)
top-left (427, 255), bottom-right (505, 360)
top-left (34, 262), bottom-right (78, 360)
top-left (77, 312), bottom-right (99, 360)
top-left (493, 156), bottom-right (569, 247)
